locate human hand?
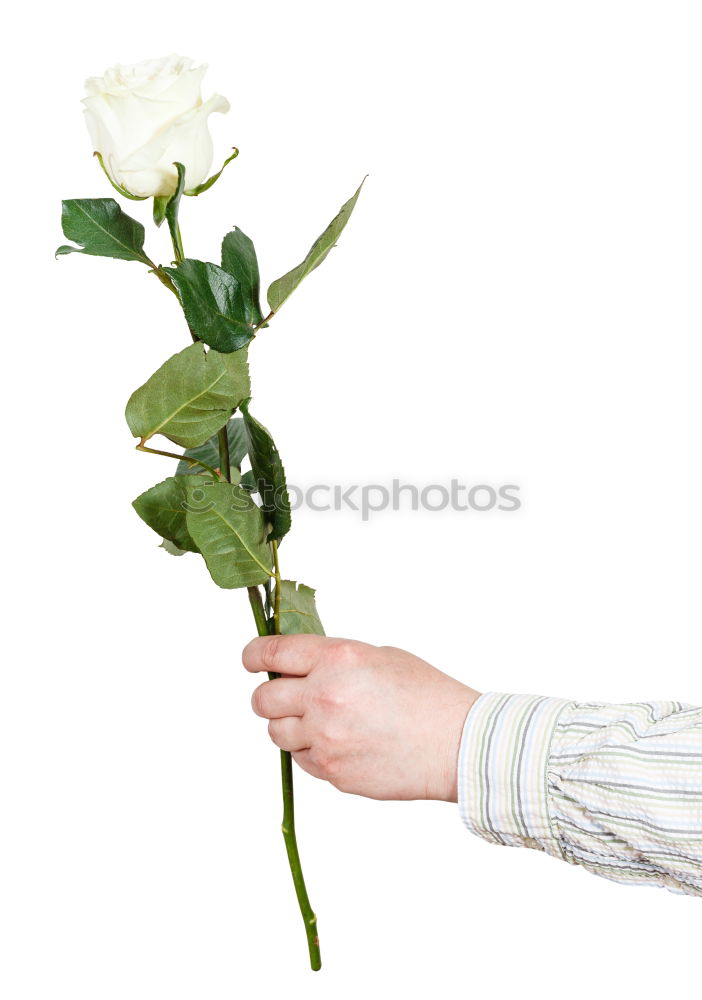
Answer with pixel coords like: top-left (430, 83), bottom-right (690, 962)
top-left (243, 635), bottom-right (480, 802)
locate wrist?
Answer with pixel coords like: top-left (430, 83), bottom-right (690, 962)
top-left (436, 684), bottom-right (481, 803)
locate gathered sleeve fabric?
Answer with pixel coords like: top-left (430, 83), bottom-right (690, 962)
top-left (457, 692), bottom-right (702, 897)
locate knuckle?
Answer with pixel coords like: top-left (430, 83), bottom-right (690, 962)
top-left (308, 745), bottom-right (343, 784)
top-left (320, 723), bottom-right (345, 749)
top-left (332, 639), bottom-right (362, 668)
top-left (315, 684), bottom-right (346, 711)
top-left (308, 747), bottom-right (331, 774)
top-left (324, 757), bottom-right (342, 782)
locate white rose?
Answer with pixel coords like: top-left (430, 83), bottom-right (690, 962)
top-left (83, 54), bottom-right (230, 199)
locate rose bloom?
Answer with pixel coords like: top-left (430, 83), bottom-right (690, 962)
top-left (83, 54), bottom-right (230, 199)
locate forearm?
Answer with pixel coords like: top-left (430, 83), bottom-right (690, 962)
top-left (243, 634), bottom-right (702, 897)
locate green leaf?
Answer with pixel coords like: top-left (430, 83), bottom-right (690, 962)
top-left (176, 416), bottom-right (248, 476)
top-left (125, 343), bottom-right (250, 448)
top-left (241, 399), bottom-right (291, 542)
top-left (132, 475), bottom-right (199, 553)
top-left (163, 259), bottom-right (254, 352)
top-left (240, 469), bottom-right (257, 492)
top-left (184, 481), bottom-right (271, 588)
top-left (185, 147), bottom-right (239, 196)
top-left (221, 228), bottom-right (264, 326)
top-left (93, 151), bottom-right (148, 201)
top-left (266, 177), bottom-right (366, 313)
top-left (272, 580), bottom-right (325, 635)
top-left (56, 198), bottom-right (152, 264)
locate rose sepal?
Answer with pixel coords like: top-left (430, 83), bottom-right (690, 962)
top-left (185, 146), bottom-right (239, 196)
top-left (93, 151), bottom-right (148, 201)
top-left (153, 161), bottom-right (186, 234)
top-left (153, 195), bottom-right (169, 227)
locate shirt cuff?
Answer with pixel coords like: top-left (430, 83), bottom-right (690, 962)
top-left (458, 692), bottom-right (571, 858)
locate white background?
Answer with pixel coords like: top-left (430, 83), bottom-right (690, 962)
top-left (2, 1), bottom-right (701, 996)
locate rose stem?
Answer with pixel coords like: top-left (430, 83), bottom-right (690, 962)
top-left (246, 583), bottom-right (322, 972)
top-left (175, 215), bottom-right (321, 972)
top-left (217, 428), bottom-right (231, 482)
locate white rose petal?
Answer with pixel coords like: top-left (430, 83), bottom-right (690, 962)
top-left (82, 54), bottom-right (230, 198)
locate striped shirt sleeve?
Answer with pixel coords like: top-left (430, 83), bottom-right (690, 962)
top-left (457, 692), bottom-right (702, 897)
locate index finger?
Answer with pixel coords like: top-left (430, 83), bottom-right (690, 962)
top-left (242, 634), bottom-right (331, 676)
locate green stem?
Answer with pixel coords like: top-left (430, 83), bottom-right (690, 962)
top-left (170, 221), bottom-right (185, 264)
top-left (253, 310), bottom-right (275, 333)
top-left (246, 584), bottom-right (322, 972)
top-left (271, 539), bottom-right (282, 634)
top-left (149, 266), bottom-right (197, 343)
top-left (165, 164), bottom-right (187, 264)
top-left (247, 585), bottom-right (269, 638)
top-left (278, 749), bottom-right (320, 971)
top-left (217, 428), bottom-right (231, 483)
top-left (158, 206), bottom-right (320, 971)
top-left (161, 187), bottom-right (197, 344)
top-left (150, 265), bottom-right (180, 297)
top-left (136, 442), bottom-right (220, 480)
